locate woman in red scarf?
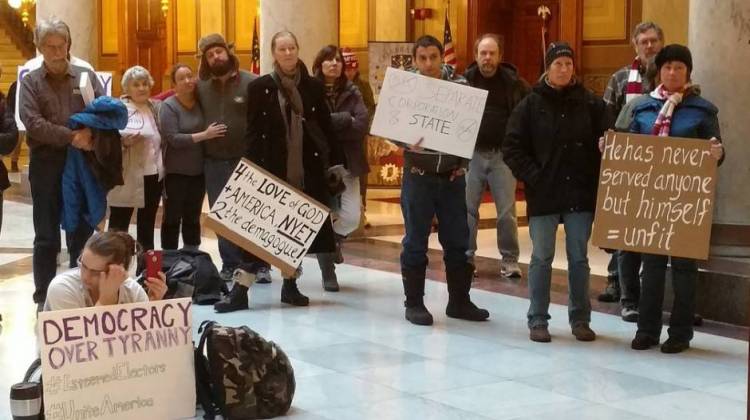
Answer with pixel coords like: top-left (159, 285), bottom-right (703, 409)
top-left (626, 44), bottom-right (724, 354)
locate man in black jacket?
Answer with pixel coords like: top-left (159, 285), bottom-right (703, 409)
top-left (464, 34), bottom-right (529, 279)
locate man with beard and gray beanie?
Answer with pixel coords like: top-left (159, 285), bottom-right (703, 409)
top-left (195, 34), bottom-right (272, 311)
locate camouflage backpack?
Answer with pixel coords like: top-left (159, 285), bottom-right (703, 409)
top-left (196, 321), bottom-right (295, 419)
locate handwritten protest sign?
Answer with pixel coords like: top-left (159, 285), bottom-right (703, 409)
top-left (592, 132), bottom-right (718, 260)
top-left (369, 67), bottom-right (488, 159)
top-left (15, 65), bottom-right (113, 130)
top-left (204, 159), bottom-right (330, 277)
top-left (37, 298), bottom-right (195, 420)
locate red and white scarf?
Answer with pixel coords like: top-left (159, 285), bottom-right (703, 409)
top-left (625, 57), bottom-right (643, 104)
top-left (650, 84), bottom-right (687, 137)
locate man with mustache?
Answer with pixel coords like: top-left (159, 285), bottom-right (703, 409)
top-left (194, 34), bottom-right (272, 313)
top-left (19, 18), bottom-right (104, 310)
top-left (463, 33), bottom-right (529, 280)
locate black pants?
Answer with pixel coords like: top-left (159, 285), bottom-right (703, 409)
top-left (109, 174), bottom-right (162, 250)
top-left (29, 155), bottom-right (93, 303)
top-left (161, 173), bottom-right (205, 249)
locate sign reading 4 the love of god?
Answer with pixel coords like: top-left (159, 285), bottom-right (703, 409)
top-left (37, 298), bottom-right (195, 420)
top-left (370, 67), bottom-right (488, 159)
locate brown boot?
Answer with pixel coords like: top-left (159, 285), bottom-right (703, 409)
top-left (571, 323), bottom-right (596, 342)
top-left (529, 325), bottom-right (551, 343)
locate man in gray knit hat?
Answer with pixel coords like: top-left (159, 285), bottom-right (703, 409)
top-left (194, 34), bottom-right (272, 312)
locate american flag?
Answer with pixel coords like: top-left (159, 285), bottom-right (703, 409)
top-left (251, 16), bottom-right (260, 74)
top-left (443, 11), bottom-right (457, 66)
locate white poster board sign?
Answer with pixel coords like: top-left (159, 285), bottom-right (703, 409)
top-left (369, 67), bottom-right (488, 159)
top-left (204, 158), bottom-right (330, 278)
top-left (37, 298), bottom-right (195, 420)
top-left (15, 65), bottom-right (113, 130)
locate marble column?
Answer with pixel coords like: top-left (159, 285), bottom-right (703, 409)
top-left (689, 0), bottom-right (750, 257)
top-left (35, 0), bottom-right (98, 64)
top-left (259, 0), bottom-right (338, 74)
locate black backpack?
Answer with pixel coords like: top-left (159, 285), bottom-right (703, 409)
top-left (195, 321), bottom-right (295, 420)
top-left (137, 249), bottom-right (226, 304)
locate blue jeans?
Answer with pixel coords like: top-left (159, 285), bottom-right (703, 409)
top-left (527, 212), bottom-right (593, 328)
top-left (400, 169), bottom-right (469, 275)
top-left (204, 158), bottom-right (267, 273)
top-left (465, 150), bottom-right (520, 262)
top-left (637, 254), bottom-right (697, 342)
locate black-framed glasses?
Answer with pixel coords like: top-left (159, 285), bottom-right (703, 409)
top-left (77, 256), bottom-right (108, 276)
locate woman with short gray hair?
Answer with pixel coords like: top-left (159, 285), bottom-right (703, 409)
top-left (107, 65), bottom-right (164, 251)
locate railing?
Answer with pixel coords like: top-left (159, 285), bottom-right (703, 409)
top-left (0, 2), bottom-right (35, 59)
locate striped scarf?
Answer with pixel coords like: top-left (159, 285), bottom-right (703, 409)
top-left (650, 84), bottom-right (687, 137)
top-left (625, 57), bottom-right (642, 104)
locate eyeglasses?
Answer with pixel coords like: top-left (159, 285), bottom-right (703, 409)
top-left (77, 256), bottom-right (108, 276)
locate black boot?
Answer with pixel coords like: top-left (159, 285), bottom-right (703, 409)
top-left (281, 278), bottom-right (309, 306)
top-left (317, 253), bottom-right (339, 292)
top-left (334, 234), bottom-right (345, 264)
top-left (402, 268), bottom-right (433, 326)
top-left (446, 265), bottom-right (489, 321)
top-left (597, 275), bottom-right (620, 302)
top-left (214, 283), bottom-right (249, 313)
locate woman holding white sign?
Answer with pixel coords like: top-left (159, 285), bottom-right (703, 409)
top-left (625, 44), bottom-right (724, 354)
top-left (311, 45), bottom-right (370, 292)
top-left (503, 42), bottom-right (607, 343)
top-left (108, 66), bottom-right (164, 251)
top-left (44, 231), bottom-right (167, 311)
top-left (223, 31), bottom-right (344, 308)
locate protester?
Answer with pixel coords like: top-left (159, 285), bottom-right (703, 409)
top-left (107, 65), bottom-right (163, 251)
top-left (342, 48), bottom-right (374, 226)
top-left (214, 30), bottom-right (344, 310)
top-left (311, 45), bottom-right (369, 291)
top-left (195, 33), bottom-right (272, 285)
top-left (0, 71), bottom-right (19, 232)
top-left (397, 35), bottom-right (489, 326)
top-left (464, 33), bottom-right (529, 278)
top-left (44, 231), bottom-right (167, 311)
top-left (19, 18), bottom-right (104, 309)
top-left (625, 44), bottom-right (724, 354)
top-left (598, 22), bottom-right (665, 315)
top-left (159, 63), bottom-right (226, 250)
top-left (503, 42), bottom-right (607, 342)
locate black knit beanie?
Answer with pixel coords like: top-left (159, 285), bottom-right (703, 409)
top-left (655, 44), bottom-right (693, 74)
top-left (545, 42), bottom-right (574, 68)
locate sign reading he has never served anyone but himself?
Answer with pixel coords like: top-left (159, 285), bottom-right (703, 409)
top-left (38, 298), bottom-right (195, 420)
top-left (592, 131), bottom-right (718, 260)
top-left (370, 67), bottom-right (488, 159)
top-left (204, 159), bottom-right (330, 277)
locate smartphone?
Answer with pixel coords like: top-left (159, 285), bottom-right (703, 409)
top-left (145, 250), bottom-right (163, 279)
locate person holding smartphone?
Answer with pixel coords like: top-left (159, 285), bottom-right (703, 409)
top-left (43, 231), bottom-right (168, 311)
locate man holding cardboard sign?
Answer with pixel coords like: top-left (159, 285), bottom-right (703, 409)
top-left (374, 35), bottom-right (489, 326)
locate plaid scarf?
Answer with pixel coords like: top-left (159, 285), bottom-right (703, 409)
top-left (625, 57), bottom-right (643, 104)
top-left (650, 84), bottom-right (687, 136)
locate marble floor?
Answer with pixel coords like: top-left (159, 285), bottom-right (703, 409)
top-left (0, 192), bottom-right (748, 419)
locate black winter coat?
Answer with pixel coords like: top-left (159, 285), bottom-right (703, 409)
top-left (0, 85), bottom-right (19, 191)
top-left (327, 81), bottom-right (370, 177)
top-left (503, 81), bottom-right (606, 217)
top-left (245, 64), bottom-right (344, 254)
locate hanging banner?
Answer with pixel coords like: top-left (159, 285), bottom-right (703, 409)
top-left (591, 131), bottom-right (718, 260)
top-left (368, 41), bottom-right (414, 102)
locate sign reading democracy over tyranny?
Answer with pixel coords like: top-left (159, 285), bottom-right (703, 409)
top-left (204, 159), bottom-right (330, 277)
top-left (38, 298), bottom-right (195, 420)
top-left (592, 131), bottom-right (718, 260)
top-left (369, 67), bottom-right (488, 159)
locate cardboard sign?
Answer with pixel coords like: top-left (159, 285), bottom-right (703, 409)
top-left (369, 67), bottom-right (488, 159)
top-left (37, 298), bottom-right (195, 420)
top-left (592, 131), bottom-right (718, 260)
top-left (204, 159), bottom-right (330, 277)
top-left (15, 64), bottom-right (113, 131)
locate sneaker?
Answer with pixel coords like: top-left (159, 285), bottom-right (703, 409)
top-left (661, 337), bottom-right (690, 354)
top-left (621, 306), bottom-right (639, 323)
top-left (596, 278), bottom-right (620, 302)
top-left (255, 266), bottom-right (272, 284)
top-left (500, 261), bottom-right (522, 278)
top-left (571, 323), bottom-right (596, 341)
top-left (631, 333), bottom-right (659, 350)
top-left (529, 325), bottom-right (551, 342)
